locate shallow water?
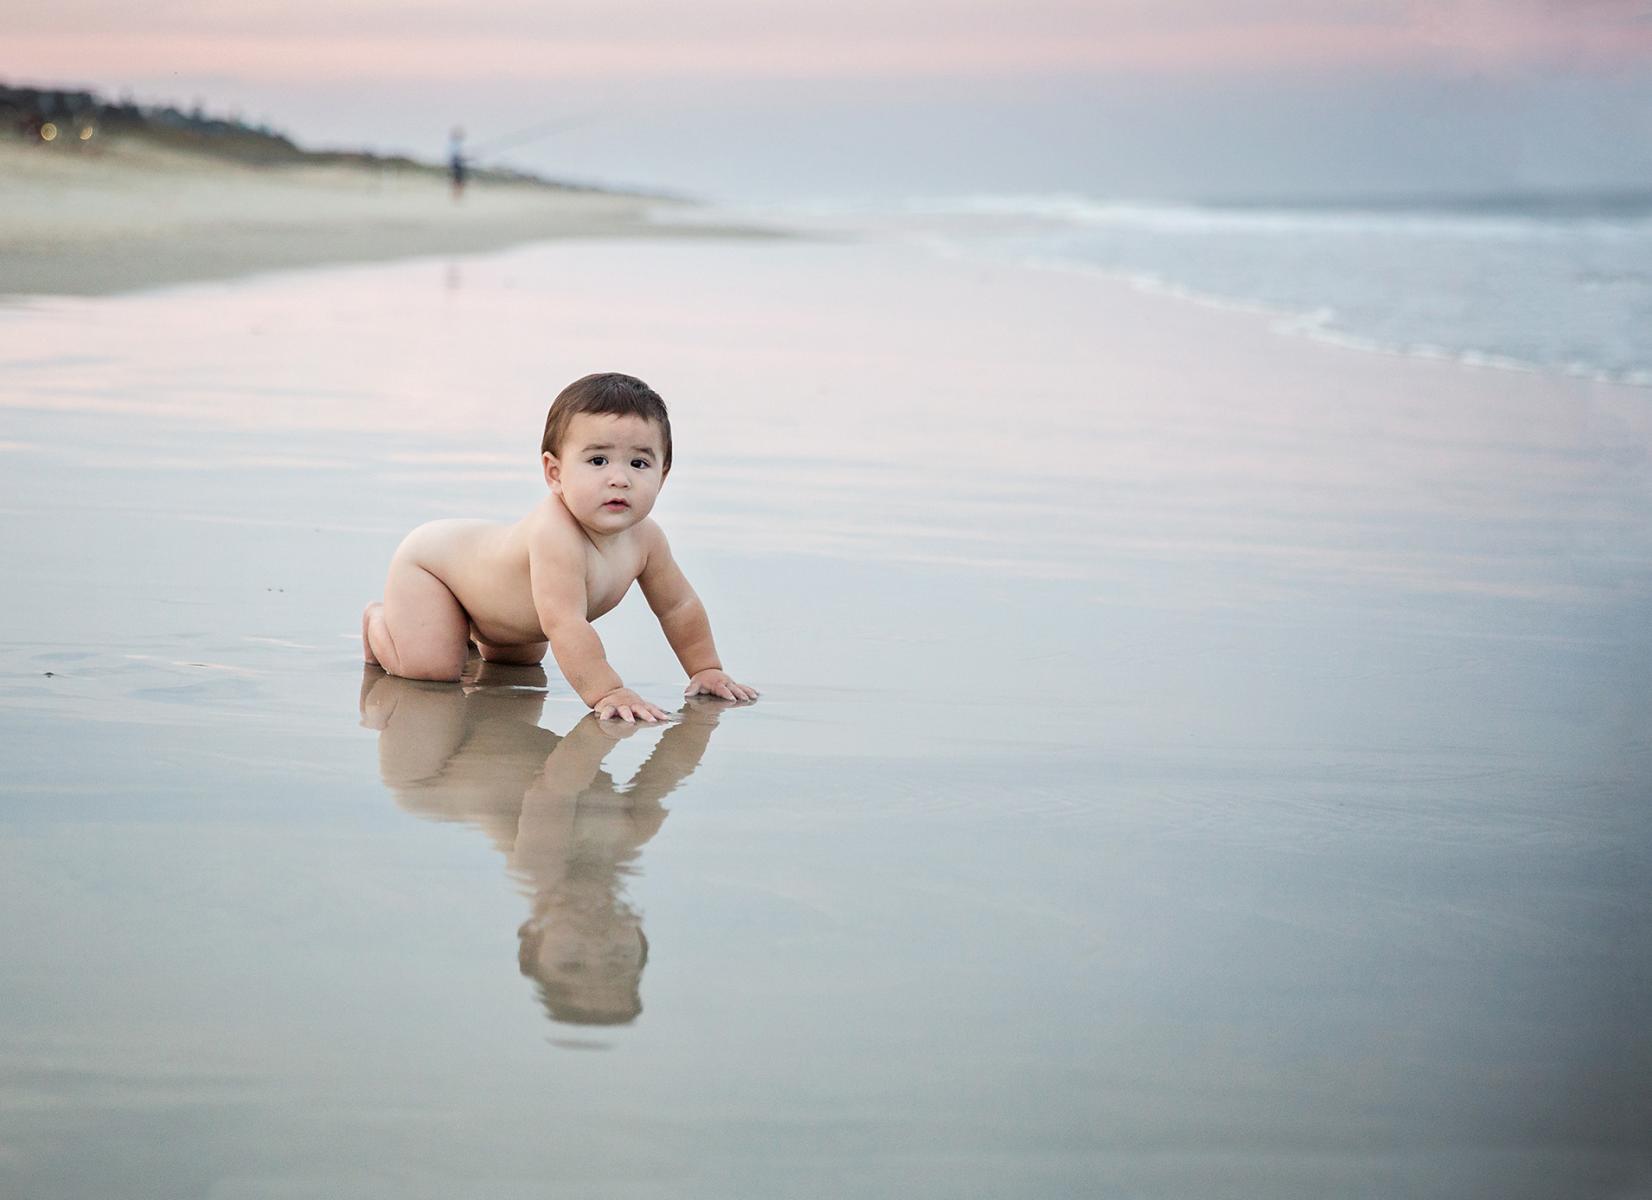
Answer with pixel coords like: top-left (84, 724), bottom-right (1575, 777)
top-left (2, 237), bottom-right (1650, 1198)
top-left (768, 191), bottom-right (1652, 386)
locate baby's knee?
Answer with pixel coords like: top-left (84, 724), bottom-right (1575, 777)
top-left (386, 634), bottom-right (465, 680)
top-left (392, 649), bottom-right (467, 683)
top-left (476, 640), bottom-right (546, 666)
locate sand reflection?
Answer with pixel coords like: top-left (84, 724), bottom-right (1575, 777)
top-left (360, 665), bottom-right (732, 1027)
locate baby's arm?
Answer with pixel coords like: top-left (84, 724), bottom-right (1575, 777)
top-left (530, 523), bottom-right (671, 724)
top-left (638, 523), bottom-right (759, 702)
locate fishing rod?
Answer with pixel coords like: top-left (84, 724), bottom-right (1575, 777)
top-left (466, 111), bottom-right (608, 159)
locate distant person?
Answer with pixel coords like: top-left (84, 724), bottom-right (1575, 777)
top-left (361, 372), bottom-right (759, 719)
top-left (447, 125), bottom-right (467, 200)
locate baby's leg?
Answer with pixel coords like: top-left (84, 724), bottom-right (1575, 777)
top-left (358, 671), bottom-right (470, 785)
top-left (473, 633), bottom-right (549, 667)
top-left (363, 561), bottom-right (472, 682)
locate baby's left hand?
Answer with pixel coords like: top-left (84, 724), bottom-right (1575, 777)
top-left (685, 668), bottom-right (759, 702)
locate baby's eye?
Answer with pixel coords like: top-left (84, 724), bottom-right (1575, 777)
top-left (630, 458), bottom-right (652, 470)
top-left (588, 456), bottom-right (608, 466)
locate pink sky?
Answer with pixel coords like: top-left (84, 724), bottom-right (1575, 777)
top-left (8, 0), bottom-right (1652, 84)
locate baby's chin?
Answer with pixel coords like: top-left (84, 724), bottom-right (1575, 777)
top-left (581, 505), bottom-right (646, 532)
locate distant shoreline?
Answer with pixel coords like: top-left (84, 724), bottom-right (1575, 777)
top-left (0, 81), bottom-right (782, 300)
top-left (0, 78), bottom-right (656, 194)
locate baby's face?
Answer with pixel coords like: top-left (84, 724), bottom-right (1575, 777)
top-left (547, 413), bottom-right (667, 535)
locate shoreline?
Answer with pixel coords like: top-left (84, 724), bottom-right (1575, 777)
top-left (0, 134), bottom-right (784, 299)
top-left (1090, 259), bottom-right (1652, 391)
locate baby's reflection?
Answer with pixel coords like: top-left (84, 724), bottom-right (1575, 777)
top-left (360, 663), bottom-right (733, 1027)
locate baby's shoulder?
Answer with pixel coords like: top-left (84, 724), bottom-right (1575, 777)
top-left (631, 515), bottom-right (668, 551)
top-left (625, 516), bottom-right (671, 566)
top-left (521, 496), bottom-right (587, 559)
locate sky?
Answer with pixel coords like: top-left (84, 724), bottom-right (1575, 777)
top-left (7, 1), bottom-right (1652, 201)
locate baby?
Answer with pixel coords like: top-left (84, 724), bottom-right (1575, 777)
top-left (362, 372), bottom-right (757, 722)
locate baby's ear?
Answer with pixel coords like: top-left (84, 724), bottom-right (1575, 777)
top-left (541, 452), bottom-right (560, 490)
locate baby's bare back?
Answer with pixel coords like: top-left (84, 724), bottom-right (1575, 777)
top-left (395, 517), bottom-right (541, 646)
top-left (394, 502), bottom-right (648, 648)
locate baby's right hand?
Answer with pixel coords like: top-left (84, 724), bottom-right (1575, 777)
top-left (593, 688), bottom-right (672, 724)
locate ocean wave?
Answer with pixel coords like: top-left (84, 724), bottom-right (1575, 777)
top-left (765, 190), bottom-right (1652, 388)
top-left (999, 248), bottom-right (1652, 388)
top-left (897, 191), bottom-right (1652, 241)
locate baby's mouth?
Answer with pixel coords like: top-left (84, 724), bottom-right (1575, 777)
top-left (602, 499), bottom-right (629, 511)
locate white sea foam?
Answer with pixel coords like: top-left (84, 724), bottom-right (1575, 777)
top-left (895, 191), bottom-right (1652, 241)
top-left (831, 189), bottom-right (1652, 388)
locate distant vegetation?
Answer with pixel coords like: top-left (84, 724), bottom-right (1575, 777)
top-left (0, 79), bottom-right (588, 189)
top-left (2, 81), bottom-right (308, 159)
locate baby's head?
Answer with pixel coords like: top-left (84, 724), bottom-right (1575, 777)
top-left (519, 908), bottom-right (648, 1026)
top-left (541, 372), bottom-right (672, 475)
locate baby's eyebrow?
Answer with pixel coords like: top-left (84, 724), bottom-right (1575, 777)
top-left (581, 443), bottom-right (657, 455)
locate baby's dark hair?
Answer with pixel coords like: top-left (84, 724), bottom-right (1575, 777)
top-left (541, 373), bottom-right (672, 472)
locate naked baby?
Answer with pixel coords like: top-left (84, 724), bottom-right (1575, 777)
top-left (362, 372), bottom-right (758, 722)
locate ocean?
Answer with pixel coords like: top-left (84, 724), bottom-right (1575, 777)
top-left (760, 188), bottom-right (1652, 388)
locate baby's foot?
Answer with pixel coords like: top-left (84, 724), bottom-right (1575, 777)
top-left (361, 602), bottom-right (383, 666)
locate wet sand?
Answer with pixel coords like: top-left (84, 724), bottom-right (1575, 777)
top-left (0, 235), bottom-right (1649, 1198)
top-left (0, 136), bottom-right (772, 298)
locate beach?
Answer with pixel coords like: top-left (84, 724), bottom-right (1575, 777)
top-left (0, 135), bottom-right (766, 298)
top-left (1, 151), bottom-right (1649, 1199)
